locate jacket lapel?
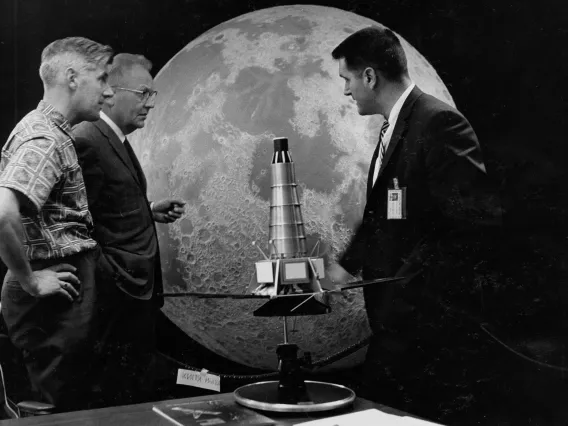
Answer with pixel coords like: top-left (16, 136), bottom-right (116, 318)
top-left (94, 120), bottom-right (142, 187)
top-left (125, 140), bottom-right (148, 193)
top-left (376, 86), bottom-right (423, 180)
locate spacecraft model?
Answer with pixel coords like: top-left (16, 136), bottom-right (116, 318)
top-left (245, 137), bottom-right (402, 318)
top-left (162, 137), bottom-right (405, 413)
top-left (246, 137), bottom-right (330, 317)
top-left (232, 137), bottom-right (405, 413)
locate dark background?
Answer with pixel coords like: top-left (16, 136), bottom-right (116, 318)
top-left (1, 0), bottom-right (568, 421)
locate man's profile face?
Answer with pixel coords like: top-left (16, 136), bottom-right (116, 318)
top-left (111, 65), bottom-right (155, 135)
top-left (75, 63), bottom-right (114, 122)
top-left (338, 58), bottom-right (374, 116)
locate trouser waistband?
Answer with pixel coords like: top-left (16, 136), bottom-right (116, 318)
top-left (28, 247), bottom-right (99, 271)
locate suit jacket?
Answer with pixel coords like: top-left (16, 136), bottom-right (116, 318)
top-left (73, 119), bottom-right (163, 305)
top-left (340, 86), bottom-right (501, 337)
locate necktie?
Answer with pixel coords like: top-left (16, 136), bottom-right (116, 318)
top-left (123, 138), bottom-right (147, 191)
top-left (366, 120), bottom-right (390, 199)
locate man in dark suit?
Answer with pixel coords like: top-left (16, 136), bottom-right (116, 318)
top-left (328, 27), bottom-right (502, 422)
top-left (73, 54), bottom-right (185, 407)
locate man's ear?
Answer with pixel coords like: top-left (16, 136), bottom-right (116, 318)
top-left (362, 67), bottom-right (378, 90)
top-left (65, 67), bottom-right (79, 90)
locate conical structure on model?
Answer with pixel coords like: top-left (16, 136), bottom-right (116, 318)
top-left (268, 137), bottom-right (307, 259)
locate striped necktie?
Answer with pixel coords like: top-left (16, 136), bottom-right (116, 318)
top-left (366, 120), bottom-right (390, 199)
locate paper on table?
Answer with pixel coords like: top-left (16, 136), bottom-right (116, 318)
top-left (295, 409), bottom-right (443, 426)
top-left (176, 368), bottom-right (220, 392)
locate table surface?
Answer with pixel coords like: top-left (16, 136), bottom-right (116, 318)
top-left (0, 392), bottom-right (409, 425)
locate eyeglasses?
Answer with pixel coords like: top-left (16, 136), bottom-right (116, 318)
top-left (112, 86), bottom-right (158, 103)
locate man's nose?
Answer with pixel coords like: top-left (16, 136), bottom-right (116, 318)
top-left (145, 97), bottom-right (156, 109)
top-left (103, 85), bottom-right (114, 98)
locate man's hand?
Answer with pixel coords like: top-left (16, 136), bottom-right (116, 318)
top-left (326, 263), bottom-right (355, 288)
top-left (152, 199), bottom-right (186, 224)
top-left (21, 263), bottom-right (81, 302)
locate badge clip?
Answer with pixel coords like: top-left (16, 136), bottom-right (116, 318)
top-left (387, 177), bottom-right (406, 220)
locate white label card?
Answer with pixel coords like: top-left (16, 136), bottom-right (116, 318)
top-left (176, 369), bottom-right (221, 392)
top-left (387, 188), bottom-right (406, 219)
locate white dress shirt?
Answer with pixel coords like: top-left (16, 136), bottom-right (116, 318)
top-left (372, 82), bottom-right (416, 186)
top-left (100, 111), bottom-right (126, 143)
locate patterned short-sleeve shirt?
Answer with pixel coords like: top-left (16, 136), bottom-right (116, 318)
top-left (0, 101), bottom-right (97, 260)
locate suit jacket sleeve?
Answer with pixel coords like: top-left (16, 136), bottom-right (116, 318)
top-left (339, 218), bottom-right (367, 276)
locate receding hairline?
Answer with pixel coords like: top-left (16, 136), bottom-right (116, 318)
top-left (107, 53), bottom-right (153, 85)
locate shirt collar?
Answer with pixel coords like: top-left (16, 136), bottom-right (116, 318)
top-left (37, 100), bottom-right (72, 134)
top-left (387, 82), bottom-right (416, 124)
top-left (100, 111), bottom-right (126, 143)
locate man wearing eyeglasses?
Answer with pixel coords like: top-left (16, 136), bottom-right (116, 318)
top-left (73, 53), bottom-right (185, 407)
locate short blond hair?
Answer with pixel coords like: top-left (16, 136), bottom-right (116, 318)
top-left (39, 37), bottom-right (114, 87)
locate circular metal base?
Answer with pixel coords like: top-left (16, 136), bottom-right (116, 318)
top-left (234, 380), bottom-right (356, 413)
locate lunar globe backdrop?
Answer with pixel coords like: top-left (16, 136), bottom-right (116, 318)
top-left (130, 5), bottom-right (455, 370)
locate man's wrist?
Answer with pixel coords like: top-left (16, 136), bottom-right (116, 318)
top-left (150, 201), bottom-right (155, 212)
top-left (17, 271), bottom-right (37, 296)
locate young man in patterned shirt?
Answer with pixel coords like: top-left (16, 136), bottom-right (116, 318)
top-left (0, 37), bottom-right (113, 412)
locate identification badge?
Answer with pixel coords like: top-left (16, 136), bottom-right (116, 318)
top-left (387, 178), bottom-right (406, 220)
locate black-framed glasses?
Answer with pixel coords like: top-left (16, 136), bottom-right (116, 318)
top-left (112, 86), bottom-right (158, 103)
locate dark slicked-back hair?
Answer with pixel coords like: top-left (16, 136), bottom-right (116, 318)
top-left (332, 26), bottom-right (408, 82)
top-left (108, 53), bottom-right (153, 86)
